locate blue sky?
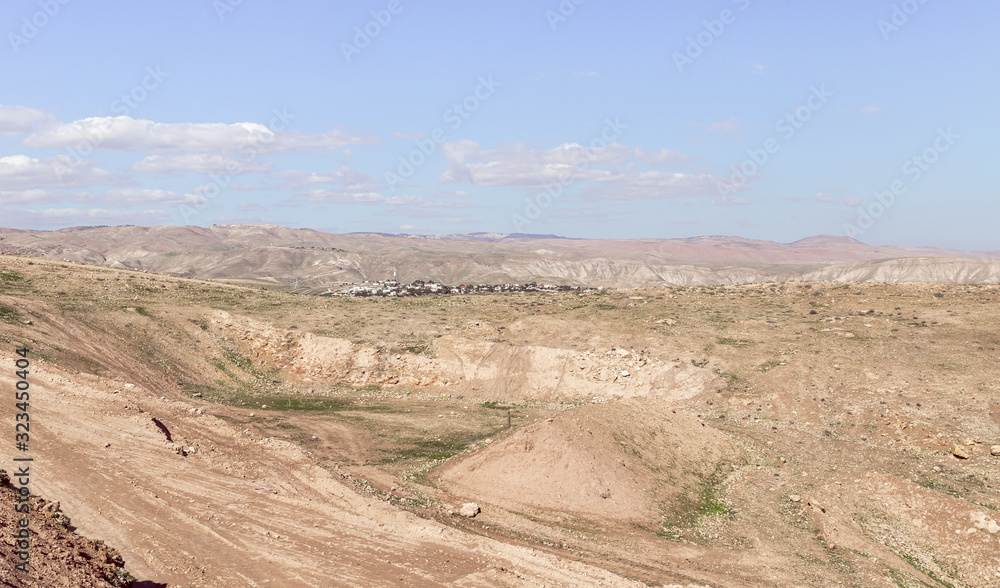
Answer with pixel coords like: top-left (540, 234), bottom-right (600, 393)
top-left (1, 0), bottom-right (997, 249)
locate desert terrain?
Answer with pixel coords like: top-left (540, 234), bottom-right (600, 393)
top-left (3, 225), bottom-right (1000, 290)
top-left (1, 251), bottom-right (999, 587)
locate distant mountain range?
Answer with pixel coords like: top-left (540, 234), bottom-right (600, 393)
top-left (2, 224), bottom-right (999, 288)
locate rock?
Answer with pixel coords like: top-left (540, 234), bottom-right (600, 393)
top-left (459, 503), bottom-right (480, 518)
top-left (261, 405), bottom-right (268, 409)
top-left (789, 495), bottom-right (801, 503)
top-left (249, 412), bottom-right (255, 417)
top-left (972, 512), bottom-right (1000, 534)
top-left (620, 370), bottom-right (630, 377)
top-left (806, 496), bottom-right (826, 513)
top-left (951, 444), bottom-right (970, 459)
top-left (991, 445), bottom-right (1000, 456)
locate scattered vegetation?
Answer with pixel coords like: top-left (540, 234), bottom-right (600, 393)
top-left (0, 304), bottom-right (19, 323)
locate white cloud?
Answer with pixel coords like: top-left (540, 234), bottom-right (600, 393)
top-left (0, 207), bottom-right (171, 228)
top-left (284, 190), bottom-right (472, 216)
top-left (0, 187), bottom-right (207, 207)
top-left (290, 190), bottom-right (385, 204)
top-left (814, 192), bottom-right (834, 203)
top-left (102, 188), bottom-right (207, 207)
top-left (270, 166), bottom-right (379, 190)
top-left (438, 141), bottom-right (711, 200)
top-left (0, 105), bottom-right (53, 136)
top-left (751, 63), bottom-right (767, 75)
top-left (392, 131), bottom-right (428, 139)
top-left (0, 154), bottom-right (129, 190)
top-left (862, 104), bottom-right (883, 115)
top-left (583, 170), bottom-right (720, 201)
top-left (440, 141), bottom-right (690, 188)
top-left (0, 189), bottom-right (74, 205)
top-left (131, 154), bottom-right (273, 176)
top-left (22, 116), bottom-right (377, 154)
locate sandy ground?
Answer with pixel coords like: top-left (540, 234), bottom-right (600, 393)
top-left (0, 357), bottom-right (657, 587)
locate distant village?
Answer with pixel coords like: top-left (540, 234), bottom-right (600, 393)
top-left (324, 276), bottom-right (600, 298)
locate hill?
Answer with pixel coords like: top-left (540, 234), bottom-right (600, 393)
top-left (2, 225), bottom-right (999, 288)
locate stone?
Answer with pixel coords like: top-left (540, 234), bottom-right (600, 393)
top-left (620, 370), bottom-right (630, 377)
top-left (971, 512), bottom-right (1000, 534)
top-left (789, 495), bottom-right (802, 503)
top-left (951, 444), bottom-right (970, 459)
top-left (991, 445), bottom-right (1000, 456)
top-left (459, 503), bottom-right (480, 518)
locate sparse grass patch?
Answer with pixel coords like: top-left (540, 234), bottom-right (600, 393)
top-left (894, 549), bottom-right (955, 588)
top-left (659, 465), bottom-right (734, 536)
top-left (0, 304), bottom-right (20, 323)
top-left (400, 343), bottom-right (433, 356)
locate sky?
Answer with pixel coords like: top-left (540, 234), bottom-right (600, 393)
top-left (1, 0), bottom-right (998, 250)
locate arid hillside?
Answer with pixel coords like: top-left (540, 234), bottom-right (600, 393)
top-left (1, 254), bottom-right (999, 587)
top-left (2, 225), bottom-right (1000, 289)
